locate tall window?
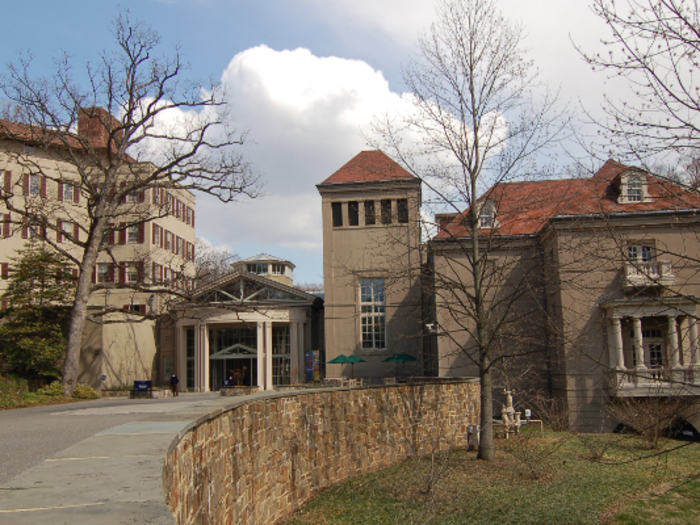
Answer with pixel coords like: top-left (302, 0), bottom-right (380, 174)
top-left (29, 174), bottom-right (40, 195)
top-left (397, 198), bottom-right (409, 224)
top-left (360, 278), bottom-right (386, 350)
top-left (128, 225), bottom-right (139, 243)
top-left (348, 201), bottom-right (359, 226)
top-left (272, 264), bottom-right (285, 275)
top-left (332, 202), bottom-right (343, 227)
top-left (63, 183), bottom-right (74, 202)
top-left (272, 326), bottom-right (291, 385)
top-left (381, 200), bottom-right (392, 225)
top-left (126, 263), bottom-right (139, 283)
top-left (364, 201), bottom-right (376, 225)
top-left (97, 263), bottom-right (111, 283)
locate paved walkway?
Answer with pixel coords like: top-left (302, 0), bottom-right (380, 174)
top-left (0, 392), bottom-right (271, 525)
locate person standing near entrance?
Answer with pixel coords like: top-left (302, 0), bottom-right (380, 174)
top-left (170, 373), bottom-right (180, 396)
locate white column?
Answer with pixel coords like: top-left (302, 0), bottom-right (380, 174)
top-left (610, 317), bottom-right (625, 370)
top-left (690, 316), bottom-right (700, 366)
top-left (256, 321), bottom-right (265, 391)
top-left (290, 322), bottom-right (300, 384)
top-left (265, 322), bottom-right (274, 390)
top-left (633, 317), bottom-right (646, 370)
top-left (669, 315), bottom-right (681, 370)
top-left (202, 323), bottom-right (210, 392)
top-left (178, 325), bottom-right (187, 391)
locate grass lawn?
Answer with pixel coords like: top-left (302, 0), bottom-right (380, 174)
top-left (282, 431), bottom-right (700, 525)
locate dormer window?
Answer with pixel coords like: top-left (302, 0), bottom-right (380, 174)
top-left (618, 171), bottom-right (651, 203)
top-left (479, 201), bottom-right (497, 229)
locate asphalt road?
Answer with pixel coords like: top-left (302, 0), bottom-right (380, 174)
top-left (0, 397), bottom-right (175, 484)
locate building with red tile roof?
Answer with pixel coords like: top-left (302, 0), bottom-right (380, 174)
top-left (428, 159), bottom-right (700, 432)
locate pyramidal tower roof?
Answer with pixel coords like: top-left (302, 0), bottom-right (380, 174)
top-left (319, 150), bottom-right (417, 185)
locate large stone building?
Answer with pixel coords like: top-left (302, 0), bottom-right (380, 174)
top-left (321, 152), bottom-right (700, 431)
top-left (0, 108), bottom-right (196, 389)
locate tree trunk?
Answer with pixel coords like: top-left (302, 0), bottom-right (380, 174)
top-left (478, 362), bottom-right (494, 460)
top-left (62, 217), bottom-right (106, 398)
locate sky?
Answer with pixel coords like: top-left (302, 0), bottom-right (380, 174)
top-left (0, 0), bottom-right (618, 284)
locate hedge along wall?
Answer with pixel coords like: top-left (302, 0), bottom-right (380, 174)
top-left (163, 380), bottom-right (480, 525)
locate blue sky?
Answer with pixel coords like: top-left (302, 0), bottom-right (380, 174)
top-left (1, 1), bottom-right (613, 284)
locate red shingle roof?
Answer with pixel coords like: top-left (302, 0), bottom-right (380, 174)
top-left (434, 159), bottom-right (700, 240)
top-left (319, 150), bottom-right (417, 185)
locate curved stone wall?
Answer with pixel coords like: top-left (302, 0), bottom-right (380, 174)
top-left (163, 380), bottom-right (480, 525)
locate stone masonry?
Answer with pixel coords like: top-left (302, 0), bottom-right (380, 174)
top-left (163, 380), bottom-right (480, 525)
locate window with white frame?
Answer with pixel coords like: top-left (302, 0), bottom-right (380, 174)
top-left (29, 174), bottom-right (40, 196)
top-left (97, 263), bottom-right (110, 283)
top-left (627, 175), bottom-right (643, 202)
top-left (272, 264), bottom-right (285, 275)
top-left (272, 326), bottom-right (291, 386)
top-left (479, 201), bottom-right (497, 228)
top-left (247, 263), bottom-right (268, 275)
top-left (126, 263), bottom-right (139, 283)
top-left (127, 225), bottom-right (139, 243)
top-left (627, 243), bottom-right (655, 262)
top-left (63, 183), bottom-right (74, 202)
top-left (360, 278), bottom-right (386, 350)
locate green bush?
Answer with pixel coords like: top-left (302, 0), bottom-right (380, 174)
top-left (35, 380), bottom-right (65, 398)
top-left (72, 383), bottom-right (100, 399)
top-left (0, 376), bottom-right (29, 408)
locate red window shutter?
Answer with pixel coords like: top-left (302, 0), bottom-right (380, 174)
top-left (73, 222), bottom-right (80, 242)
top-left (138, 223), bottom-right (144, 244)
top-left (160, 188), bottom-right (165, 207)
top-left (92, 267), bottom-right (96, 284)
top-left (108, 265), bottom-right (115, 283)
top-left (108, 223), bottom-right (115, 245)
top-left (119, 264), bottom-right (126, 284)
top-left (3, 171), bottom-right (11, 193)
top-left (40, 176), bottom-right (47, 198)
top-left (21, 225), bottom-right (28, 239)
top-left (74, 185), bottom-right (80, 203)
top-left (137, 261), bottom-right (144, 282)
top-left (40, 224), bottom-right (46, 239)
top-left (138, 191), bottom-right (145, 203)
top-left (58, 182), bottom-right (64, 201)
top-left (1, 263), bottom-right (9, 279)
top-left (159, 227), bottom-right (164, 248)
top-left (152, 223), bottom-right (157, 244)
top-left (57, 219), bottom-right (63, 243)
top-left (23, 174), bottom-right (28, 195)
top-left (123, 304), bottom-right (130, 311)
top-left (72, 269), bottom-right (78, 278)
top-left (152, 262), bottom-right (157, 283)
top-left (119, 181), bottom-right (126, 204)
top-left (3, 214), bottom-right (10, 238)
top-left (1, 300), bottom-right (7, 309)
top-left (118, 223), bottom-right (126, 244)
top-left (191, 210), bottom-right (195, 228)
top-left (139, 304), bottom-right (147, 315)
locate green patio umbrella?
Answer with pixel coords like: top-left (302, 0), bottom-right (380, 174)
top-left (383, 353), bottom-right (418, 375)
top-left (328, 354), bottom-right (366, 378)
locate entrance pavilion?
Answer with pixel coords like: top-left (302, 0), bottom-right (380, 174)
top-left (172, 268), bottom-right (323, 392)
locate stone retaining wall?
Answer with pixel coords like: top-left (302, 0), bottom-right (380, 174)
top-left (163, 380), bottom-right (480, 525)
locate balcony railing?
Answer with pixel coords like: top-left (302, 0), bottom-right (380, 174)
top-left (623, 260), bottom-right (675, 289)
top-left (605, 366), bottom-right (700, 397)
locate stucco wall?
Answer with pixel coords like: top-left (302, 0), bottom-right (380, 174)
top-left (163, 380), bottom-right (479, 525)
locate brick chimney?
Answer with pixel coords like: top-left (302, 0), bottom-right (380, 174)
top-left (78, 107), bottom-right (123, 148)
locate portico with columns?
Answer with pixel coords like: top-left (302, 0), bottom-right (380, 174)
top-left (170, 264), bottom-right (323, 392)
top-left (602, 298), bottom-right (700, 394)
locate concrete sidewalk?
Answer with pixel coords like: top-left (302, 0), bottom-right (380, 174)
top-left (0, 392), bottom-right (268, 525)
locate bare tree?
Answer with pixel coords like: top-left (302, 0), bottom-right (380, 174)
top-left (194, 237), bottom-right (238, 286)
top-left (0, 12), bottom-right (260, 396)
top-left (372, 0), bottom-right (568, 460)
top-left (579, 0), bottom-right (700, 165)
